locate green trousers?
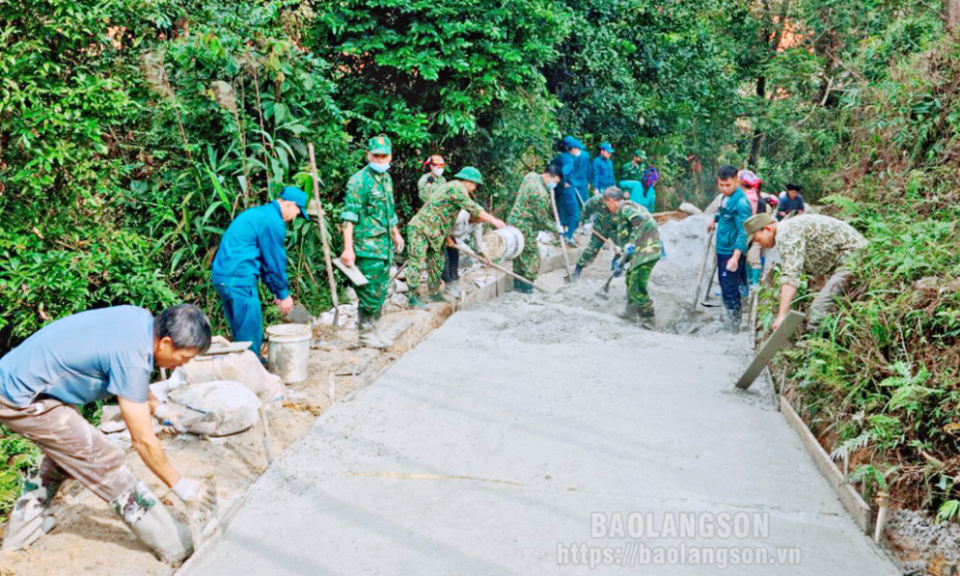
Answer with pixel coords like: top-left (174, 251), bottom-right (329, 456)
top-left (355, 257), bottom-right (390, 317)
top-left (512, 233), bottom-right (541, 282)
top-left (406, 226), bottom-right (444, 295)
top-left (626, 260), bottom-right (657, 312)
top-left (577, 235), bottom-right (605, 267)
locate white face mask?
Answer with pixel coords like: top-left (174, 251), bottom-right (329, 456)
top-left (571, 149), bottom-right (582, 157)
top-left (369, 161), bottom-right (391, 173)
top-left (432, 167), bottom-right (444, 177)
top-left (545, 181), bottom-right (558, 190)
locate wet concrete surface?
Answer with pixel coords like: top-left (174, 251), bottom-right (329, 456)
top-left (182, 267), bottom-right (898, 576)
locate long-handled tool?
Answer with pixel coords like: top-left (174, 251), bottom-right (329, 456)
top-left (455, 245), bottom-right (549, 293)
top-left (595, 251), bottom-right (634, 300)
top-left (549, 188), bottom-right (575, 282)
top-left (308, 143), bottom-right (340, 327)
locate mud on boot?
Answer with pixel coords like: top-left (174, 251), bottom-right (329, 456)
top-left (2, 470), bottom-right (64, 551)
top-left (617, 303), bottom-right (641, 322)
top-left (357, 309), bottom-right (387, 349)
top-left (427, 291), bottom-right (446, 303)
top-left (407, 294), bottom-right (427, 309)
top-left (724, 308), bottom-right (742, 335)
top-left (112, 481), bottom-right (194, 564)
top-left (444, 280), bottom-right (461, 298)
top-left (371, 312), bottom-right (393, 348)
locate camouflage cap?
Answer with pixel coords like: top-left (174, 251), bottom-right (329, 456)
top-left (744, 212), bottom-right (775, 237)
top-left (632, 149), bottom-right (646, 159)
top-left (367, 134), bottom-right (392, 154)
top-left (454, 166), bottom-right (483, 185)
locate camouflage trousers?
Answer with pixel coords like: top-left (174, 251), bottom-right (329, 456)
top-left (355, 257), bottom-right (390, 317)
top-left (406, 226), bottom-right (444, 295)
top-left (512, 229), bottom-right (541, 282)
top-left (626, 260), bottom-right (657, 312)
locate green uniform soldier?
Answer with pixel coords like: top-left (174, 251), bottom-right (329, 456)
top-left (602, 187), bottom-right (662, 328)
top-left (574, 192), bottom-right (619, 278)
top-left (745, 213), bottom-right (867, 332)
top-left (339, 135), bottom-right (405, 348)
top-left (418, 154), bottom-right (447, 203)
top-left (621, 149), bottom-right (647, 183)
top-left (406, 167), bottom-right (506, 307)
top-left (506, 165), bottom-right (563, 292)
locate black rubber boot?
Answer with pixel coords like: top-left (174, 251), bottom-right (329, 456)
top-left (513, 279), bottom-right (533, 294)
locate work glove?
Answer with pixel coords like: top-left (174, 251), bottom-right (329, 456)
top-left (154, 405), bottom-right (187, 432)
top-left (394, 235), bottom-right (405, 254)
top-left (611, 256), bottom-right (624, 278)
top-left (583, 222), bottom-right (594, 236)
top-left (427, 176), bottom-right (435, 184)
top-left (624, 243), bottom-right (636, 257)
top-left (172, 477), bottom-right (217, 511)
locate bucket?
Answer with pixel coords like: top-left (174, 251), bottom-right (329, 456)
top-left (266, 324), bottom-right (311, 383)
top-left (481, 226), bottom-right (525, 260)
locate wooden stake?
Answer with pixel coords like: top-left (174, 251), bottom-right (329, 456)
top-left (258, 405), bottom-right (274, 465)
top-left (308, 143), bottom-right (340, 328)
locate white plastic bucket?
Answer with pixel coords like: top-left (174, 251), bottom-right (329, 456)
top-left (481, 226), bottom-right (525, 260)
top-left (266, 324), bottom-right (311, 383)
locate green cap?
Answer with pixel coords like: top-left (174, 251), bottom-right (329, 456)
top-left (454, 166), bottom-right (483, 185)
top-left (744, 212), bottom-right (775, 237)
top-left (632, 149), bottom-right (646, 159)
top-left (367, 134), bottom-right (392, 154)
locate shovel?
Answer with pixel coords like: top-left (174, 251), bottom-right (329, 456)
top-left (595, 251), bottom-right (634, 300)
top-left (454, 245), bottom-right (549, 293)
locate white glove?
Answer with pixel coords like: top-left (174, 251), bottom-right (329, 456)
top-left (172, 477), bottom-right (217, 510)
top-left (583, 222), bottom-right (594, 235)
top-left (394, 235), bottom-right (405, 254)
top-left (154, 405), bottom-right (186, 432)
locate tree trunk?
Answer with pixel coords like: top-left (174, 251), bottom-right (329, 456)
top-left (749, 76), bottom-right (767, 168)
top-left (948, 0), bottom-right (960, 30)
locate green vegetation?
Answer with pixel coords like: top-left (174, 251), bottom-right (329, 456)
top-left (2, 0), bottom-right (960, 523)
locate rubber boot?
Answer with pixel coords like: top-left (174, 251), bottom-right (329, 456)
top-left (617, 303), bottom-right (641, 322)
top-left (427, 291), bottom-right (446, 303)
top-left (444, 279), bottom-right (461, 298)
top-left (357, 309), bottom-right (386, 349)
top-left (573, 265), bottom-right (583, 280)
top-left (513, 279), bottom-right (533, 294)
top-left (637, 309), bottom-right (656, 331)
top-left (371, 312), bottom-right (393, 348)
top-left (112, 480), bottom-right (193, 564)
top-left (725, 308), bottom-right (741, 335)
top-left (2, 471), bottom-right (63, 551)
top-left (407, 294), bottom-right (427, 309)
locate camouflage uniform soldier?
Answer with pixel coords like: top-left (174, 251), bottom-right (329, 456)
top-left (506, 166), bottom-right (562, 292)
top-left (621, 149), bottom-right (647, 182)
top-left (602, 187), bottom-right (662, 327)
top-left (574, 192), bottom-right (619, 277)
top-left (746, 213), bottom-right (867, 332)
top-left (339, 135), bottom-right (405, 348)
top-left (418, 154), bottom-right (447, 203)
top-left (406, 167), bottom-right (506, 307)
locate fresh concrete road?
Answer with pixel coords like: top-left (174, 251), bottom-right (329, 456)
top-left (183, 283), bottom-right (898, 576)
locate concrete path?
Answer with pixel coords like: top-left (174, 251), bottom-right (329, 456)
top-left (183, 282), bottom-right (898, 575)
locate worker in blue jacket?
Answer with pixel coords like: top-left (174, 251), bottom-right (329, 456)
top-left (551, 136), bottom-right (586, 244)
top-left (592, 142), bottom-right (616, 192)
top-left (212, 187), bottom-right (309, 355)
top-left (571, 141), bottom-right (592, 207)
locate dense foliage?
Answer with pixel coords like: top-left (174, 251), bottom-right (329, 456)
top-left (2, 0), bottom-right (960, 522)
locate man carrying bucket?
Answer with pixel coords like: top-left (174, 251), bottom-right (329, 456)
top-left (507, 164), bottom-right (563, 292)
top-left (405, 167), bottom-right (506, 307)
top-left (212, 186), bottom-right (309, 357)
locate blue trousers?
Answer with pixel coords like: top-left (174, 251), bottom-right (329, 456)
top-left (556, 186), bottom-right (580, 239)
top-left (717, 253), bottom-right (747, 312)
top-left (214, 283), bottom-right (263, 356)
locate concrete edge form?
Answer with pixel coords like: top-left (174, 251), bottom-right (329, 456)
top-left (778, 394), bottom-right (872, 534)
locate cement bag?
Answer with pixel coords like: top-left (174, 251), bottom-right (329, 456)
top-left (180, 350), bottom-right (285, 403)
top-left (167, 381), bottom-right (260, 437)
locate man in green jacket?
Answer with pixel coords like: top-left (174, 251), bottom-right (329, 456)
top-left (602, 187), bottom-right (662, 328)
top-left (574, 191), bottom-right (619, 278)
top-left (339, 135), bottom-right (405, 349)
top-left (406, 167), bottom-right (506, 307)
top-left (507, 164), bottom-right (562, 291)
top-left (621, 149), bottom-right (647, 182)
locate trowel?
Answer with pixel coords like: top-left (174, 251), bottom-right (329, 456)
top-left (333, 257), bottom-right (369, 286)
